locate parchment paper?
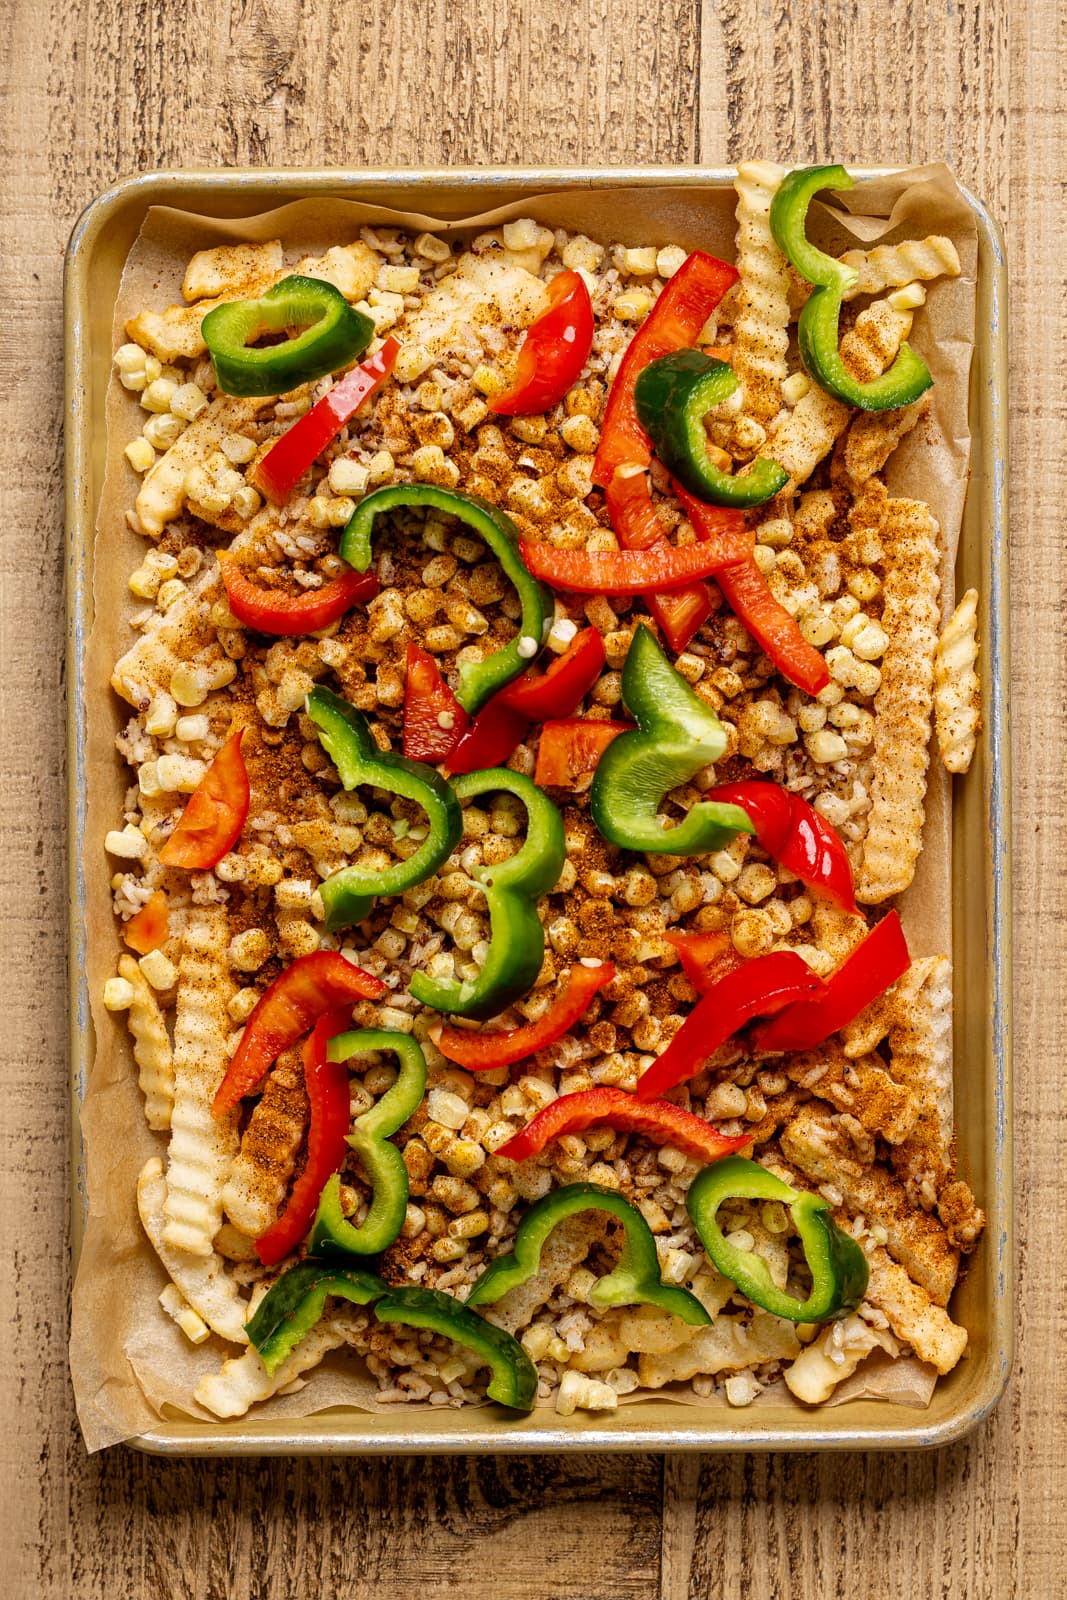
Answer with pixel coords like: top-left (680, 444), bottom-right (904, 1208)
top-left (71, 167), bottom-right (977, 1451)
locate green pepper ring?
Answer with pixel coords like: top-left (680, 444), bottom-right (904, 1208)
top-left (201, 275), bottom-right (375, 398)
top-left (633, 350), bottom-right (789, 507)
top-left (686, 1155), bottom-right (869, 1323)
top-left (769, 165), bottom-right (933, 413)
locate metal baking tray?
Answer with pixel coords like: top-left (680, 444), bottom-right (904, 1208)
top-left (65, 167), bottom-right (1011, 1454)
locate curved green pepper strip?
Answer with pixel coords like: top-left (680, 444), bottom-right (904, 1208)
top-left (633, 351), bottom-right (788, 507)
top-left (408, 768), bottom-right (565, 1020)
top-left (201, 275), bottom-right (374, 398)
top-left (686, 1155), bottom-right (869, 1323)
top-left (245, 1260), bottom-right (388, 1376)
top-left (467, 1181), bottom-right (710, 1326)
top-left (769, 166), bottom-right (933, 413)
top-left (590, 624), bottom-right (755, 854)
top-left (339, 484), bottom-right (553, 713)
top-left (307, 1030), bottom-right (427, 1258)
top-left (373, 1285), bottom-right (538, 1409)
top-left (306, 685), bottom-right (462, 930)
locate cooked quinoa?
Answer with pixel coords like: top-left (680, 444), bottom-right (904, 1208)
top-left (104, 180), bottom-right (984, 1421)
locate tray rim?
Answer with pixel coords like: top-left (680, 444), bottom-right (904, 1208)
top-left (64, 164), bottom-right (1011, 1455)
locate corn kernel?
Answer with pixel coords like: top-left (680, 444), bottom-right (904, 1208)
top-left (613, 289), bottom-right (653, 322)
top-left (156, 752), bottom-right (207, 792)
top-left (412, 445), bottom-right (460, 487)
top-left (378, 264), bottom-right (420, 293)
top-left (805, 728), bottom-right (848, 764)
top-left (781, 371), bottom-right (811, 406)
top-left (556, 1371), bottom-right (618, 1416)
top-left (561, 235), bottom-right (604, 273)
top-left (502, 218), bottom-right (542, 250)
top-left (105, 824), bottom-right (148, 860)
top-left (144, 693), bottom-right (178, 737)
top-left (426, 1088), bottom-right (469, 1130)
top-left (114, 343), bottom-right (149, 389)
top-left (228, 928), bottom-right (271, 972)
top-left (327, 457), bottom-right (370, 498)
top-left (142, 412), bottom-right (185, 451)
top-left (414, 232), bottom-right (451, 262)
top-left (169, 664), bottom-right (210, 707)
top-left (139, 949), bottom-right (178, 990)
top-left (137, 761), bottom-right (161, 797)
top-left (656, 245), bottom-right (688, 279)
top-left (124, 437), bottom-right (156, 473)
top-left (156, 579), bottom-right (186, 611)
top-left (448, 1208), bottom-right (490, 1239)
top-left (103, 976), bottom-right (135, 1011)
top-left (472, 364), bottom-right (504, 397)
top-left (623, 246), bottom-right (658, 275)
top-left (887, 281), bottom-right (927, 311)
top-left (228, 987), bottom-right (259, 1022)
top-left (141, 377), bottom-right (177, 414)
top-left (521, 1323), bottom-right (554, 1360)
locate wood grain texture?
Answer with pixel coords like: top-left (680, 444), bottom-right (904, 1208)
top-left (1, 0), bottom-right (1059, 1596)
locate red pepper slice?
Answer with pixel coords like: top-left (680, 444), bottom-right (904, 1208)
top-left (635, 951), bottom-right (827, 1099)
top-left (435, 961), bottom-right (615, 1071)
top-left (497, 1085), bottom-right (752, 1165)
top-left (605, 468), bottom-right (713, 653)
top-left (254, 1009), bottom-right (353, 1266)
top-left (402, 642), bottom-right (468, 763)
top-left (750, 911), bottom-right (910, 1053)
top-left (158, 730), bottom-right (250, 870)
top-left (673, 489), bottom-right (830, 694)
top-left (489, 271), bottom-right (594, 417)
top-left (445, 628), bottom-right (606, 776)
top-left (497, 627), bottom-right (606, 716)
top-left (592, 251), bottom-right (740, 488)
top-left (444, 699), bottom-right (530, 776)
top-left (218, 555), bottom-right (379, 637)
top-left (533, 717), bottom-right (631, 787)
top-left (122, 889), bottom-right (170, 955)
top-left (663, 930), bottom-right (744, 993)
top-left (705, 781), bottom-right (857, 912)
top-left (250, 336), bottom-right (400, 503)
top-left (213, 951), bottom-right (386, 1118)
top-left (520, 536), bottom-right (750, 595)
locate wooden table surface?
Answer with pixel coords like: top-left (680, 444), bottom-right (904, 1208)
top-left (1, 1), bottom-right (1060, 1595)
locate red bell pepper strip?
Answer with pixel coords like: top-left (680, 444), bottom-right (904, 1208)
top-left (213, 951), bottom-right (386, 1118)
top-left (402, 642), bottom-right (468, 763)
top-left (519, 536), bottom-right (750, 595)
top-left (489, 271), bottom-right (594, 416)
top-left (673, 490), bottom-right (831, 695)
top-left (663, 930), bottom-right (744, 992)
top-left (434, 961), bottom-right (616, 1071)
top-left (533, 717), bottom-right (631, 787)
top-left (707, 780), bottom-right (857, 912)
top-left (497, 626), bottom-right (605, 716)
top-left (218, 554), bottom-right (379, 637)
top-left (444, 698), bottom-right (530, 776)
top-left (635, 951), bottom-right (827, 1100)
top-left (592, 251), bottom-right (740, 488)
top-left (250, 336), bottom-right (400, 503)
top-left (605, 468), bottom-right (713, 653)
top-left (159, 730), bottom-right (250, 870)
top-left (122, 889), bottom-right (170, 955)
top-left (445, 628), bottom-right (606, 776)
top-left (254, 1009), bottom-right (353, 1266)
top-left (497, 1085), bottom-right (752, 1166)
top-left (750, 911), bottom-right (910, 1053)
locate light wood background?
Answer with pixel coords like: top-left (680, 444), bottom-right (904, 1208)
top-left (0, 2), bottom-right (1059, 1596)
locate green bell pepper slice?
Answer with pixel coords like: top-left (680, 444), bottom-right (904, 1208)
top-left (339, 484), bottom-right (553, 713)
top-left (467, 1181), bottom-right (710, 1325)
top-left (408, 767), bottom-right (565, 1020)
top-left (633, 350), bottom-right (788, 507)
top-left (686, 1155), bottom-right (869, 1323)
top-left (201, 275), bottom-right (374, 398)
top-left (245, 1260), bottom-right (388, 1376)
top-left (308, 1030), bottom-right (427, 1258)
top-left (769, 165), bottom-right (933, 412)
top-left (305, 685), bottom-right (462, 930)
top-left (373, 1286), bottom-right (538, 1409)
top-left (589, 624), bottom-right (754, 854)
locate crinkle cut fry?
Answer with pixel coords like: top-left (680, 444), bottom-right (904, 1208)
top-left (855, 495), bottom-right (941, 903)
top-left (222, 1047), bottom-right (309, 1238)
top-left (838, 391), bottom-right (931, 490)
top-left (181, 240), bottom-right (284, 302)
top-left (778, 1104), bottom-right (959, 1306)
top-left (934, 586), bottom-right (981, 774)
top-left (767, 297), bottom-right (915, 492)
top-left (162, 909), bottom-right (240, 1256)
top-left (117, 953), bottom-right (174, 1131)
top-left (839, 235), bottom-right (962, 300)
top-left (138, 1157), bottom-right (250, 1344)
top-left (732, 160), bottom-right (791, 426)
top-left (195, 1312), bottom-right (353, 1418)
